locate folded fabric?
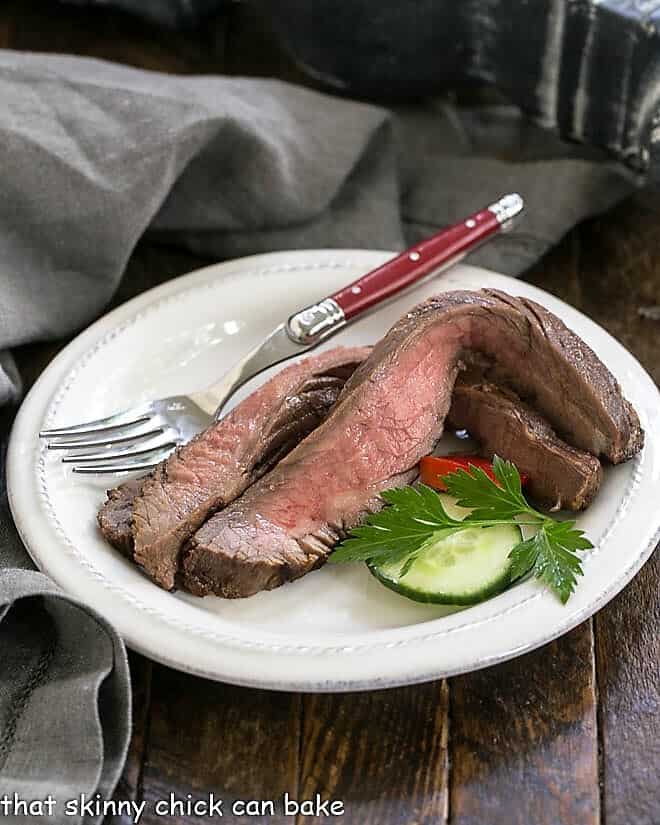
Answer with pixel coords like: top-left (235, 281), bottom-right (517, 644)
top-left (0, 49), bottom-right (636, 818)
top-left (0, 411), bottom-right (130, 825)
top-left (0, 51), bottom-right (635, 404)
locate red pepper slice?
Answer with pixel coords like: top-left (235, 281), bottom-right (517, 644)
top-left (419, 455), bottom-right (529, 491)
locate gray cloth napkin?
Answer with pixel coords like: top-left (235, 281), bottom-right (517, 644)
top-left (0, 413), bottom-right (130, 825)
top-left (0, 49), bottom-right (637, 819)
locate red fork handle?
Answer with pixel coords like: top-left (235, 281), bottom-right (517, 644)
top-left (285, 193), bottom-right (523, 345)
top-left (333, 195), bottom-right (521, 319)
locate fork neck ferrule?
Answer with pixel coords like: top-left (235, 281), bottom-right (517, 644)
top-left (286, 298), bottom-right (346, 346)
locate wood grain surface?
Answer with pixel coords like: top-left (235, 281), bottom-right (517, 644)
top-left (450, 627), bottom-right (599, 825)
top-left (2, 2), bottom-right (658, 824)
top-left (142, 668), bottom-right (301, 825)
top-left (299, 684), bottom-right (449, 825)
top-left (595, 550), bottom-right (660, 825)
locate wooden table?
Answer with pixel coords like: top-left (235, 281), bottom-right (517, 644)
top-left (3, 3), bottom-right (659, 823)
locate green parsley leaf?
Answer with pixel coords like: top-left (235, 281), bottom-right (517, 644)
top-left (442, 455), bottom-right (592, 601)
top-left (328, 485), bottom-right (463, 566)
top-left (512, 522), bottom-right (587, 604)
top-left (508, 535), bottom-right (539, 582)
top-left (443, 455), bottom-right (529, 521)
top-left (331, 457), bottom-right (593, 604)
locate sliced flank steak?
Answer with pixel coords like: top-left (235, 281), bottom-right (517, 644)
top-left (448, 370), bottom-right (603, 511)
top-left (182, 289), bottom-right (643, 599)
top-left (98, 346), bottom-right (370, 589)
top-left (97, 477), bottom-right (142, 557)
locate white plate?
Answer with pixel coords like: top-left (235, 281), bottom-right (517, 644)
top-left (7, 250), bottom-right (660, 691)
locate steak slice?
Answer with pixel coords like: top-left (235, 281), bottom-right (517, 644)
top-left (182, 289), bottom-right (643, 599)
top-left (448, 370), bottom-right (603, 511)
top-left (340, 289), bottom-right (643, 463)
top-left (98, 346), bottom-right (369, 589)
top-left (97, 478), bottom-right (142, 557)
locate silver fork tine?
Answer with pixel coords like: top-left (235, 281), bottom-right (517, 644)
top-left (71, 452), bottom-right (173, 474)
top-left (39, 403), bottom-right (153, 439)
top-left (61, 430), bottom-right (180, 464)
top-left (46, 419), bottom-right (164, 450)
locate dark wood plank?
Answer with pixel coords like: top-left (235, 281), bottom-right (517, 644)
top-left (450, 625), bottom-right (600, 825)
top-left (587, 199), bottom-right (660, 825)
top-left (528, 191), bottom-right (660, 824)
top-left (141, 666), bottom-right (300, 824)
top-left (298, 682), bottom-right (449, 825)
top-left (595, 543), bottom-right (660, 825)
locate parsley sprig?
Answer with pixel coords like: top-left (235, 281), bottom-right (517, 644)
top-left (329, 456), bottom-right (593, 603)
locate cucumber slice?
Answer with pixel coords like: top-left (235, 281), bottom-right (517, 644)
top-left (369, 494), bottom-right (522, 605)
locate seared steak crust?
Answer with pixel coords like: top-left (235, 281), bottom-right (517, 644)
top-left (341, 289), bottom-right (643, 463)
top-left (449, 371), bottom-right (603, 511)
top-left (96, 478), bottom-right (142, 557)
top-left (98, 346), bottom-right (369, 589)
top-left (183, 289), bottom-right (643, 599)
top-left (479, 291), bottom-right (643, 463)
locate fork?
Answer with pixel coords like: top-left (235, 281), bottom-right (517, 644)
top-left (40, 193), bottom-right (524, 473)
